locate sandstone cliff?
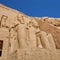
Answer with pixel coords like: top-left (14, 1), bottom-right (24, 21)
top-left (0, 4), bottom-right (60, 60)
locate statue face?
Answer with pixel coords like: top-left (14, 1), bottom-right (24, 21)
top-left (1, 15), bottom-right (8, 21)
top-left (0, 15), bottom-right (8, 27)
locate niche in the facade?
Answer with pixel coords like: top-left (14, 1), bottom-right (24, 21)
top-left (0, 40), bottom-right (3, 56)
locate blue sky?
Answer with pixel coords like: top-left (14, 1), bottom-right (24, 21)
top-left (0, 0), bottom-right (60, 18)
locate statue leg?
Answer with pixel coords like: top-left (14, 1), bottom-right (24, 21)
top-left (29, 26), bottom-right (37, 48)
top-left (47, 33), bottom-right (56, 50)
top-left (17, 24), bottom-right (28, 48)
top-left (40, 31), bottom-right (51, 49)
top-left (36, 33), bottom-right (43, 48)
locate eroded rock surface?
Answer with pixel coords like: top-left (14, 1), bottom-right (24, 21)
top-left (0, 4), bottom-right (60, 60)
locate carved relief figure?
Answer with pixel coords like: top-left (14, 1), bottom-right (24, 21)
top-left (47, 33), bottom-right (56, 49)
top-left (18, 16), bottom-right (44, 48)
top-left (40, 31), bottom-right (51, 49)
top-left (9, 28), bottom-right (19, 53)
top-left (36, 29), bottom-right (43, 48)
top-left (27, 19), bottom-right (43, 48)
top-left (8, 19), bottom-right (19, 53)
top-left (0, 15), bottom-right (8, 28)
top-left (17, 16), bottom-right (29, 48)
top-left (31, 19), bottom-right (43, 48)
top-left (28, 22), bottom-right (37, 48)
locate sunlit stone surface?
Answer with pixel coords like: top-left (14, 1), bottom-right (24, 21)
top-left (0, 4), bottom-right (60, 60)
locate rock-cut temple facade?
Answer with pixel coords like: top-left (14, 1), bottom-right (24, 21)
top-left (0, 4), bottom-right (60, 60)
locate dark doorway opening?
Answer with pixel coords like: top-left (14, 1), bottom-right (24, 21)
top-left (0, 40), bottom-right (3, 56)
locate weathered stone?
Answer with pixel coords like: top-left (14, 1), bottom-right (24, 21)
top-left (0, 4), bottom-right (60, 60)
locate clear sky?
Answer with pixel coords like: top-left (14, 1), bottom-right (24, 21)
top-left (0, 0), bottom-right (60, 18)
